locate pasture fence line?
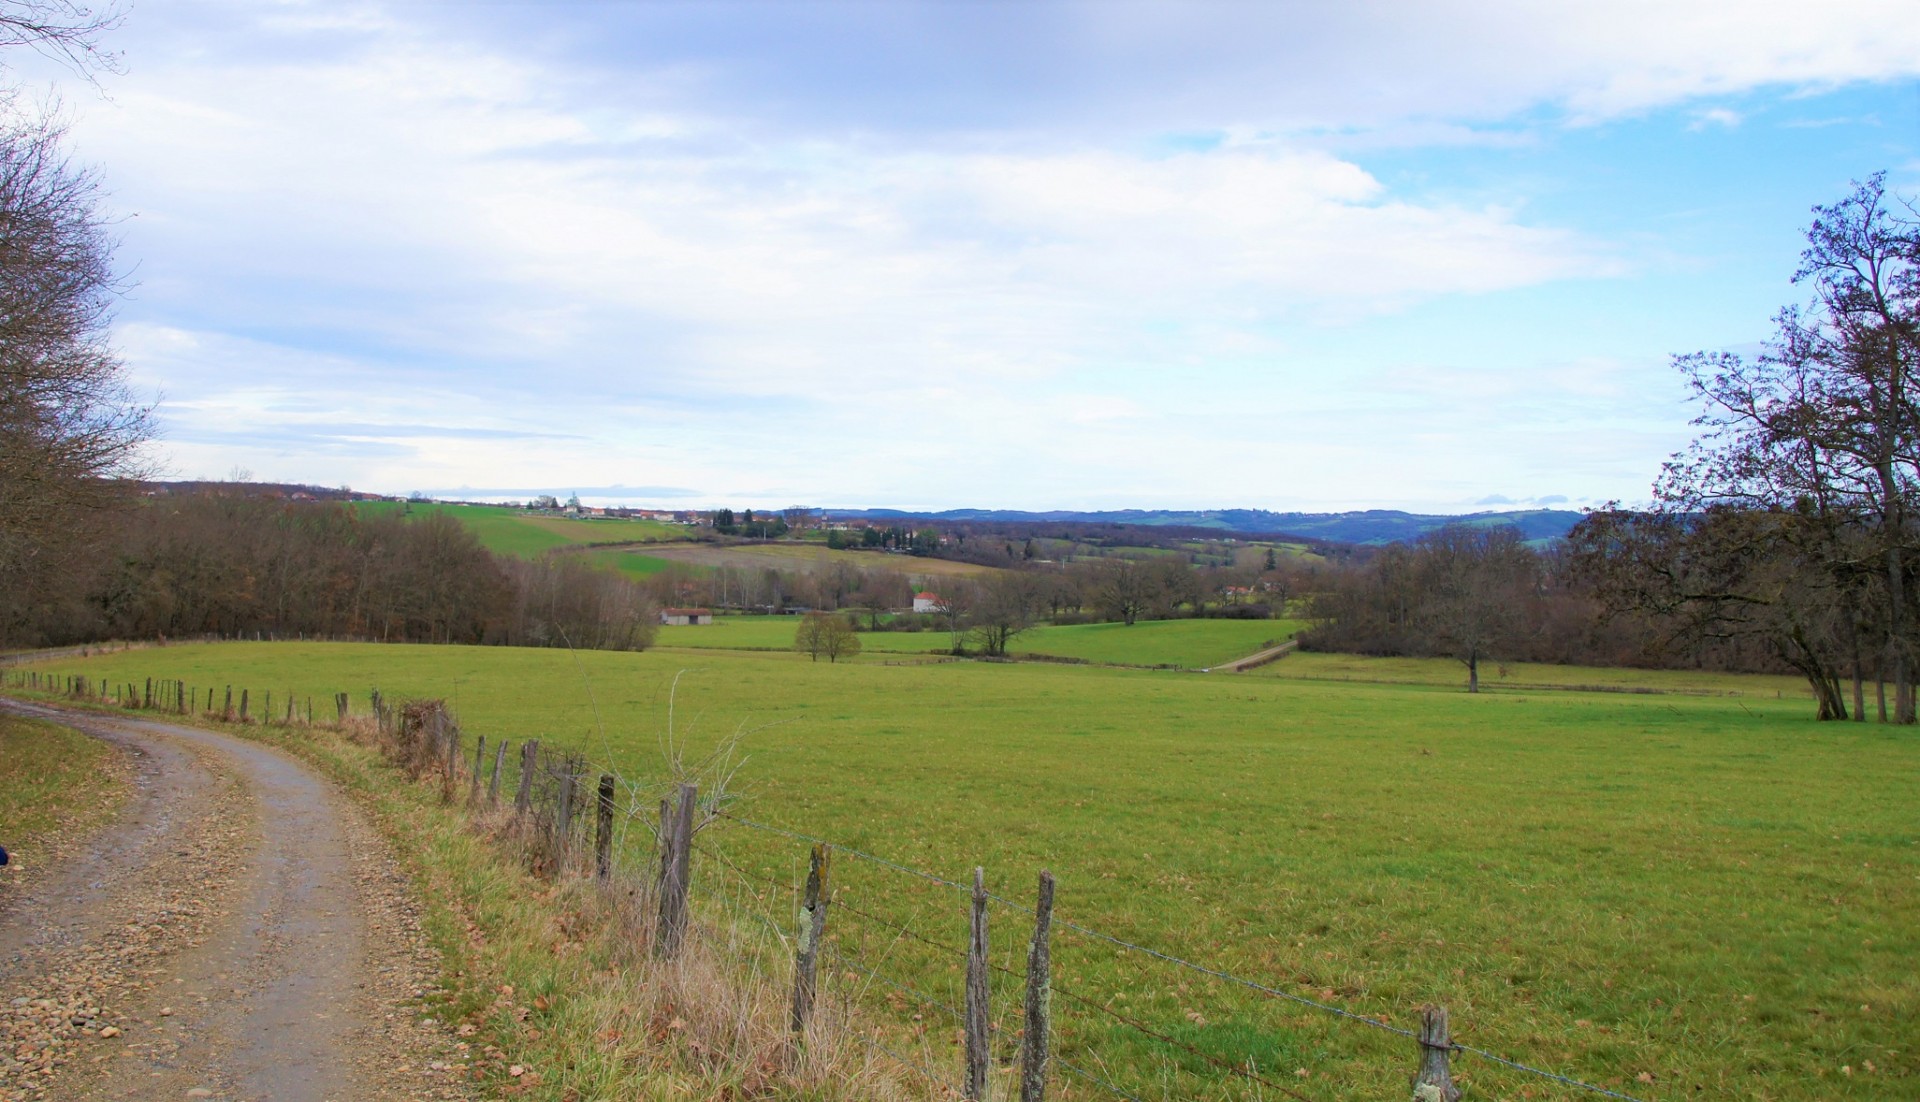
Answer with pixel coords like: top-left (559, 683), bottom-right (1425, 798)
top-left (0, 668), bottom-right (1654, 1102)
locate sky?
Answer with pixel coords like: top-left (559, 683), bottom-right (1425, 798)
top-left (15, 0), bottom-right (1920, 512)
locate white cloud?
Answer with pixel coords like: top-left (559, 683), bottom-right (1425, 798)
top-left (35, 0), bottom-right (1915, 509)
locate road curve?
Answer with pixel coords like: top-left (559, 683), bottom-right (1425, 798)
top-left (0, 699), bottom-right (469, 1102)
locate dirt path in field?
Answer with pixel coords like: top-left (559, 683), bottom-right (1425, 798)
top-left (0, 699), bottom-right (471, 1102)
top-left (1209, 638), bottom-right (1299, 672)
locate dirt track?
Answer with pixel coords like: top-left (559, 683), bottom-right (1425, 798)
top-left (0, 700), bottom-right (471, 1102)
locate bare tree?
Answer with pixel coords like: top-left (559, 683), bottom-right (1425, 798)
top-left (793, 611), bottom-right (860, 662)
top-left (1657, 173), bottom-right (1920, 722)
top-left (1413, 525), bottom-right (1536, 693)
top-left (1093, 561), bottom-right (1154, 626)
top-left (970, 572), bottom-right (1042, 656)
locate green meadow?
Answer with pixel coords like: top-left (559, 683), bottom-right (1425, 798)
top-left (657, 614), bottom-right (1302, 668)
top-left (11, 639), bottom-right (1916, 1100)
top-left (353, 501), bottom-right (688, 557)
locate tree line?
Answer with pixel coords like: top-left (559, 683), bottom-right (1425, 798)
top-left (5, 493), bottom-right (660, 651)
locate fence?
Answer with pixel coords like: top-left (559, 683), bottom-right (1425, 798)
top-left (1, 669), bottom-right (1653, 1102)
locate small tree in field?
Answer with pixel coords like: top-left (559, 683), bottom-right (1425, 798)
top-left (794, 612), bottom-right (861, 662)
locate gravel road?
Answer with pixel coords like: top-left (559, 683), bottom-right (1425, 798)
top-left (0, 700), bottom-right (474, 1102)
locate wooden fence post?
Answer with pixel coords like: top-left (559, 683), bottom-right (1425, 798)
top-left (1411, 1006), bottom-right (1461, 1102)
top-left (224, 686), bottom-right (233, 721)
top-left (965, 867), bottom-right (990, 1101)
top-left (1022, 870), bottom-right (1056, 1102)
top-left (286, 693), bottom-right (295, 724)
top-left (516, 740), bottom-right (539, 814)
top-left (553, 766), bottom-right (576, 867)
top-left (789, 843), bottom-right (831, 1036)
top-left (594, 774), bottom-right (616, 880)
top-left (489, 740), bottom-right (508, 805)
top-left (470, 735), bottom-right (487, 804)
top-left (144, 678), bottom-right (152, 709)
top-left (655, 783), bottom-right (696, 959)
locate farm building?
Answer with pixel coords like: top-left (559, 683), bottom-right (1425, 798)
top-left (660, 608), bottom-right (714, 626)
top-left (912, 591), bottom-right (941, 613)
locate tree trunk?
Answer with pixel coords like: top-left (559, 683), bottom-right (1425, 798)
top-left (1466, 652), bottom-right (1479, 694)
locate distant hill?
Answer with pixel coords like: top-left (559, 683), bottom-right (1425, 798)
top-left (822, 507), bottom-right (1585, 545)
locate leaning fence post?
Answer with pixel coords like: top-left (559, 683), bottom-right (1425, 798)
top-left (789, 843), bottom-right (831, 1036)
top-left (1411, 1006), bottom-right (1461, 1102)
top-left (489, 740), bottom-right (509, 805)
top-left (655, 783), bottom-right (697, 959)
top-left (594, 774), bottom-right (616, 880)
top-left (965, 867), bottom-right (990, 1101)
top-left (1022, 870), bottom-right (1055, 1102)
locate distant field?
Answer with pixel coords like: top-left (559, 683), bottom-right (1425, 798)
top-left (354, 502), bottom-right (689, 558)
top-left (639, 541), bottom-right (1006, 579)
top-left (656, 614), bottom-right (1301, 667)
top-left (583, 548), bottom-right (675, 579)
top-left (12, 641), bottom-right (1914, 1099)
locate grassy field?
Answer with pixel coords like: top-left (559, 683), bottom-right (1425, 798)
top-left (355, 502), bottom-right (689, 558)
top-left (12, 640), bottom-right (1915, 1100)
top-left (0, 713), bottom-right (127, 866)
top-left (656, 614), bottom-right (1301, 667)
top-left (582, 548), bottom-right (675, 579)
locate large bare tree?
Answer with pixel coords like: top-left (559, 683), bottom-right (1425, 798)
top-left (0, 5), bottom-right (148, 644)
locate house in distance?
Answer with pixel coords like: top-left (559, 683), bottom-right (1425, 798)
top-left (659, 607), bottom-right (714, 626)
top-left (912, 591), bottom-right (940, 613)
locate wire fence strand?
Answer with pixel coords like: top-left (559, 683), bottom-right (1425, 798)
top-left (715, 807), bottom-right (1651, 1102)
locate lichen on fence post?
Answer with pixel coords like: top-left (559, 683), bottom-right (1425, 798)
top-left (1021, 870), bottom-right (1056, 1102)
top-left (964, 866), bottom-right (990, 1100)
top-left (789, 843), bottom-right (831, 1037)
top-left (1411, 1005), bottom-right (1461, 1102)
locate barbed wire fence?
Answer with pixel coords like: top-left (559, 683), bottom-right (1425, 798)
top-left (2, 669), bottom-right (1655, 1102)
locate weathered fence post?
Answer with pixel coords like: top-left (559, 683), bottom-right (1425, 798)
top-left (594, 774), bottom-right (616, 880)
top-left (470, 735), bottom-right (487, 805)
top-left (223, 686), bottom-right (233, 721)
top-left (1411, 1006), bottom-right (1461, 1102)
top-left (264, 691), bottom-right (271, 723)
top-left (240, 689), bottom-right (250, 722)
top-left (965, 867), bottom-right (990, 1101)
top-left (516, 740), bottom-right (539, 814)
top-left (286, 693), bottom-right (295, 724)
top-left (789, 843), bottom-right (831, 1036)
top-left (335, 692), bottom-right (348, 723)
top-left (553, 766), bottom-right (576, 866)
top-left (654, 783), bottom-right (696, 959)
top-left (489, 740), bottom-right (508, 805)
top-left (144, 678), bottom-right (152, 709)
top-left (1022, 870), bottom-right (1056, 1102)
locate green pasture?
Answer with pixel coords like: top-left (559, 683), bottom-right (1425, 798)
top-left (12, 641), bottom-right (1915, 1100)
top-left (655, 614), bottom-right (1301, 668)
top-left (582, 548), bottom-right (675, 580)
top-left (354, 501), bottom-right (688, 558)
